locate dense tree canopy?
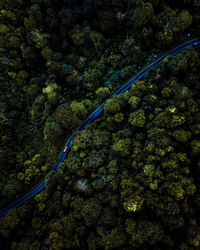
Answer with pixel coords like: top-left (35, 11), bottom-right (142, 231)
top-left (0, 0), bottom-right (200, 249)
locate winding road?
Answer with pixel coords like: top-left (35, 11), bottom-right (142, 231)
top-left (0, 38), bottom-right (199, 217)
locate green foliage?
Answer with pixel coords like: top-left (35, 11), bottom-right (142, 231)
top-left (89, 30), bottom-right (105, 50)
top-left (2, 178), bottom-right (22, 200)
top-left (16, 153), bottom-right (45, 184)
top-left (66, 68), bottom-right (80, 86)
top-left (68, 24), bottom-right (87, 46)
top-left (83, 67), bottom-right (102, 86)
top-left (161, 87), bottom-right (171, 98)
top-left (29, 29), bottom-right (50, 49)
top-left (191, 140), bottom-right (200, 154)
top-left (128, 95), bottom-right (141, 109)
top-left (0, 9), bottom-right (17, 24)
top-left (113, 112), bottom-right (124, 123)
top-left (168, 182), bottom-right (185, 200)
top-left (72, 129), bottom-right (93, 152)
top-left (16, 70), bottom-right (29, 86)
top-left (42, 82), bottom-right (60, 101)
top-left (1, 1), bottom-right (200, 249)
top-left (28, 4), bottom-right (43, 24)
top-left (92, 129), bottom-right (110, 149)
top-left (147, 127), bottom-right (171, 155)
top-left (126, 219), bottom-right (164, 247)
top-left (120, 36), bottom-right (135, 56)
top-left (133, 3), bottom-right (154, 28)
top-left (23, 84), bottom-right (40, 99)
top-left (8, 35), bottom-right (20, 49)
top-left (44, 116), bottom-right (62, 145)
top-left (143, 164), bottom-right (155, 178)
top-left (55, 101), bottom-right (88, 131)
top-left (123, 195), bottom-right (144, 212)
top-left (112, 138), bottom-right (132, 156)
top-left (186, 221), bottom-right (200, 248)
top-left (128, 109), bottom-right (146, 127)
top-left (153, 110), bottom-right (185, 128)
top-left (95, 87), bottom-right (110, 100)
top-left (130, 80), bottom-right (149, 97)
top-left (107, 53), bottom-right (122, 69)
top-left (24, 15), bottom-right (37, 32)
top-left (30, 94), bottom-right (45, 126)
top-left (41, 46), bottom-right (54, 61)
top-left (104, 98), bottom-right (121, 115)
top-left (97, 227), bottom-right (127, 249)
top-left (81, 199), bottom-right (102, 226)
top-left (0, 210), bottom-right (19, 238)
top-left (70, 101), bottom-right (88, 119)
top-left (176, 10), bottom-right (192, 32)
top-left (173, 129), bottom-right (191, 143)
top-left (55, 103), bottom-right (74, 129)
top-left (76, 56), bottom-right (87, 71)
top-left (0, 24), bottom-right (9, 34)
top-left (168, 53), bottom-right (188, 75)
top-left (49, 231), bottom-right (64, 249)
top-left (35, 190), bottom-right (48, 212)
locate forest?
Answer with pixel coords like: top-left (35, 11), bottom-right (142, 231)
top-left (0, 0), bottom-right (200, 249)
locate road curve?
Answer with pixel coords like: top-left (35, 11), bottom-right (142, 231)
top-left (0, 38), bottom-right (199, 217)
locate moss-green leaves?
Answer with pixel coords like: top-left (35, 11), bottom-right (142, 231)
top-left (132, 3), bottom-right (154, 28)
top-left (104, 98), bottom-right (121, 115)
top-left (191, 140), bottom-right (200, 154)
top-left (173, 129), bottom-right (191, 143)
top-left (128, 95), bottom-right (141, 109)
top-left (112, 138), bottom-right (132, 156)
top-left (128, 109), bottom-right (146, 127)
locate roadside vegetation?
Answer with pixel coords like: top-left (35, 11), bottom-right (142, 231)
top-left (0, 0), bottom-right (200, 249)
